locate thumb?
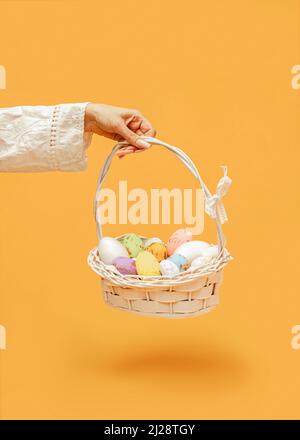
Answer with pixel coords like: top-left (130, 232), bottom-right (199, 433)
top-left (117, 123), bottom-right (151, 149)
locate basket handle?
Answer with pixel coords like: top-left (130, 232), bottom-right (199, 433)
top-left (94, 136), bottom-right (231, 251)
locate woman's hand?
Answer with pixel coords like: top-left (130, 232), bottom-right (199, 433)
top-left (84, 103), bottom-right (156, 158)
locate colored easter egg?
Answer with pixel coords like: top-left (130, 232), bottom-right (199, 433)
top-left (136, 251), bottom-right (160, 276)
top-left (98, 237), bottom-right (129, 265)
top-left (143, 237), bottom-right (163, 248)
top-left (174, 240), bottom-right (210, 263)
top-left (146, 242), bottom-right (167, 262)
top-left (168, 254), bottom-right (188, 270)
top-left (121, 233), bottom-right (144, 258)
top-left (166, 229), bottom-right (193, 256)
top-left (112, 256), bottom-right (137, 275)
top-left (160, 259), bottom-right (180, 277)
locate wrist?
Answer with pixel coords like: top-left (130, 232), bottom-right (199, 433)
top-left (84, 103), bottom-right (96, 132)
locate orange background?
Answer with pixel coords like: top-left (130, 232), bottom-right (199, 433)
top-left (1, 0), bottom-right (300, 420)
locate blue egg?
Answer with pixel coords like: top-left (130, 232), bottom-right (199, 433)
top-left (168, 254), bottom-right (188, 270)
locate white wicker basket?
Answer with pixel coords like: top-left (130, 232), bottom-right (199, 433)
top-left (88, 137), bottom-right (232, 318)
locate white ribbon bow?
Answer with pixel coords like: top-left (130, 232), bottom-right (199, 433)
top-left (205, 166), bottom-right (232, 224)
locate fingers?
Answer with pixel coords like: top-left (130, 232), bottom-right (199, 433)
top-left (116, 122), bottom-right (151, 149)
top-left (139, 117), bottom-right (156, 138)
top-left (85, 104), bottom-right (156, 150)
top-left (142, 125), bottom-right (156, 137)
top-left (117, 145), bottom-right (147, 159)
top-left (117, 146), bottom-right (135, 159)
top-left (116, 112), bottom-right (156, 159)
top-left (87, 104), bottom-right (156, 158)
top-left (126, 113), bottom-right (156, 139)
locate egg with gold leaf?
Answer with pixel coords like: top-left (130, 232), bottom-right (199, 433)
top-left (166, 229), bottom-right (193, 256)
top-left (146, 242), bottom-right (167, 262)
top-left (136, 251), bottom-right (161, 276)
top-left (121, 233), bottom-right (144, 258)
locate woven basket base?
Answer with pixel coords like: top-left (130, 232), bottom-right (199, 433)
top-left (103, 294), bottom-right (217, 319)
top-left (100, 270), bottom-right (222, 318)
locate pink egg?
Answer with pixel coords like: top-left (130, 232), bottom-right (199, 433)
top-left (112, 256), bottom-right (137, 275)
top-left (166, 229), bottom-right (193, 256)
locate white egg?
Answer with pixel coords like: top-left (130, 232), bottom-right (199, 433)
top-left (160, 259), bottom-right (180, 277)
top-left (98, 237), bottom-right (129, 265)
top-left (174, 240), bottom-right (210, 262)
top-left (190, 255), bottom-right (211, 268)
top-left (203, 245), bottom-right (219, 259)
top-left (143, 237), bottom-right (164, 248)
top-left (190, 245), bottom-right (219, 268)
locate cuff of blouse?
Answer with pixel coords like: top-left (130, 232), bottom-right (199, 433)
top-left (52, 102), bottom-right (93, 172)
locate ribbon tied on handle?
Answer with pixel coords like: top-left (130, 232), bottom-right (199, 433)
top-left (205, 166), bottom-right (232, 224)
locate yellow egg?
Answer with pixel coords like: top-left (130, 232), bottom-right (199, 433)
top-left (136, 251), bottom-right (161, 276)
top-left (146, 242), bottom-right (167, 262)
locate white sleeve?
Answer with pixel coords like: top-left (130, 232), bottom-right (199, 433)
top-left (0, 103), bottom-right (92, 172)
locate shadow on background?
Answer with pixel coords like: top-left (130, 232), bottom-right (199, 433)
top-left (74, 339), bottom-right (249, 396)
top-left (115, 346), bottom-right (247, 389)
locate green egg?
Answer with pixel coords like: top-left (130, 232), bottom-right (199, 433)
top-left (121, 233), bottom-right (144, 258)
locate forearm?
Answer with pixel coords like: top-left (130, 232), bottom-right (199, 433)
top-left (0, 103), bottom-right (92, 172)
